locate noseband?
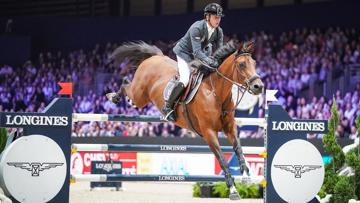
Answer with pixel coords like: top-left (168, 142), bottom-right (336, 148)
top-left (245, 74), bottom-right (261, 94)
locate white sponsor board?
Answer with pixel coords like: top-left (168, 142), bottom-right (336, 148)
top-left (0, 135), bottom-right (67, 203)
top-left (271, 139), bottom-right (324, 203)
top-left (137, 153), bottom-right (214, 175)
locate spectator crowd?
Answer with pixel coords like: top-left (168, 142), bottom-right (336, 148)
top-left (1, 27), bottom-right (360, 139)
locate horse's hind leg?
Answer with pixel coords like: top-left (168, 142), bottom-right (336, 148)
top-left (203, 130), bottom-right (241, 200)
top-left (106, 77), bottom-right (131, 104)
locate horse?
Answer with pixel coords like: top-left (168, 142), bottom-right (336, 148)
top-left (108, 41), bottom-right (264, 200)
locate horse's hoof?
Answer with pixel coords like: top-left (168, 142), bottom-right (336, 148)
top-left (106, 93), bottom-right (119, 104)
top-left (122, 76), bottom-right (131, 85)
top-left (229, 192), bottom-right (241, 200)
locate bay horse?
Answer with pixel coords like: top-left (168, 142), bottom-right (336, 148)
top-left (108, 41), bottom-right (264, 200)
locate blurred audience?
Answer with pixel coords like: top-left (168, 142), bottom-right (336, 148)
top-left (1, 27), bottom-right (360, 139)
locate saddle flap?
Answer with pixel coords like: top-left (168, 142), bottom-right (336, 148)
top-left (163, 68), bottom-right (204, 105)
top-left (181, 69), bottom-right (204, 104)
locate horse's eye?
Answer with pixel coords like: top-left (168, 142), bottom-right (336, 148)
top-left (238, 62), bottom-right (246, 68)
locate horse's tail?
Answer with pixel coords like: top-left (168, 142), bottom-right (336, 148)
top-left (110, 41), bottom-right (163, 67)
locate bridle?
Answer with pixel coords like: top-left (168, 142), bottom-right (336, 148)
top-left (182, 50), bottom-right (260, 137)
top-left (201, 52), bottom-right (260, 114)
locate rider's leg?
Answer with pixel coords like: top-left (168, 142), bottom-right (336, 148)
top-left (177, 56), bottom-right (190, 87)
top-left (162, 56), bottom-right (189, 121)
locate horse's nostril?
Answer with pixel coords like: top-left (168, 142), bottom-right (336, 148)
top-left (252, 84), bottom-right (264, 92)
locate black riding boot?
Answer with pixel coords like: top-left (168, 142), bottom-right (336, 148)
top-left (162, 82), bottom-right (185, 122)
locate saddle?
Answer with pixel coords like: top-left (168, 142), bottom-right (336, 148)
top-left (181, 68), bottom-right (204, 104)
top-left (163, 62), bottom-right (211, 105)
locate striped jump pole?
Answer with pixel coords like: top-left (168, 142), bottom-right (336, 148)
top-left (72, 113), bottom-right (266, 127)
top-left (71, 174), bottom-right (264, 184)
top-left (71, 144), bottom-right (264, 154)
top-left (73, 113), bottom-right (164, 122)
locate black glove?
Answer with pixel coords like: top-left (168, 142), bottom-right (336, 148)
top-left (190, 57), bottom-right (218, 75)
top-left (189, 60), bottom-right (202, 69)
top-left (208, 58), bottom-right (219, 69)
top-left (196, 57), bottom-right (216, 75)
top-left (203, 57), bottom-right (218, 72)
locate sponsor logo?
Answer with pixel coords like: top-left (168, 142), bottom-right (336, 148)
top-left (95, 163), bottom-right (122, 173)
top-left (271, 121), bottom-right (325, 132)
top-left (0, 135), bottom-right (67, 203)
top-left (70, 152), bottom-right (84, 174)
top-left (7, 162), bottom-right (64, 176)
top-left (273, 164), bottom-right (322, 178)
top-left (160, 145), bottom-right (187, 151)
top-left (71, 152), bottom-right (137, 174)
top-left (158, 175), bottom-right (185, 181)
top-left (5, 115), bottom-right (68, 126)
top-left (271, 139), bottom-right (324, 202)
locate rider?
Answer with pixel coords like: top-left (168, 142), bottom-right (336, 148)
top-left (162, 2), bottom-right (225, 122)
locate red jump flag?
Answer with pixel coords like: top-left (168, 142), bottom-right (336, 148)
top-left (58, 82), bottom-right (73, 97)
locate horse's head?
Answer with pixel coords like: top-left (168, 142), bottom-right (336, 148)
top-left (213, 40), bottom-right (264, 95)
top-left (232, 41), bottom-right (264, 95)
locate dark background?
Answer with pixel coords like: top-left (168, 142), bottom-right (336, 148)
top-left (1, 0), bottom-right (359, 66)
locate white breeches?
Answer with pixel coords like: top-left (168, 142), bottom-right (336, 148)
top-left (176, 55), bottom-right (191, 87)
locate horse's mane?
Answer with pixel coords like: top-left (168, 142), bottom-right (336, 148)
top-left (213, 40), bottom-right (255, 64)
top-left (213, 41), bottom-right (237, 64)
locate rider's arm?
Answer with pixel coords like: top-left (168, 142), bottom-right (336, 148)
top-left (189, 27), bottom-right (218, 67)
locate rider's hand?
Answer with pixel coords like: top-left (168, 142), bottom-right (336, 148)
top-left (209, 58), bottom-right (219, 69)
top-left (204, 57), bottom-right (219, 70)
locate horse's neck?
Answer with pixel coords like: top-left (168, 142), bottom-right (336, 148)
top-left (210, 55), bottom-right (236, 103)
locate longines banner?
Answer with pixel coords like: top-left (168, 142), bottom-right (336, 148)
top-left (0, 135), bottom-right (67, 203)
top-left (0, 113), bottom-right (69, 127)
top-left (266, 105), bottom-right (328, 203)
top-left (0, 98), bottom-right (72, 203)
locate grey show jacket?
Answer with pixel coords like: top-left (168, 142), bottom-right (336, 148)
top-left (173, 19), bottom-right (224, 64)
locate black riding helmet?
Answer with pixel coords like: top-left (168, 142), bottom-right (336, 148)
top-left (204, 3), bottom-right (224, 17)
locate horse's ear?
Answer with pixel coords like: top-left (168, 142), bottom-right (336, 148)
top-left (237, 41), bottom-right (244, 53)
top-left (242, 41), bottom-right (255, 54)
top-left (246, 41), bottom-right (255, 54)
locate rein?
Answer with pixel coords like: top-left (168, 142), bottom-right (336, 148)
top-left (199, 54), bottom-right (260, 115)
top-left (182, 52), bottom-right (260, 135)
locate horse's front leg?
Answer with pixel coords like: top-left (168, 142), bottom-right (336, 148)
top-left (223, 114), bottom-right (250, 176)
top-left (203, 129), bottom-right (241, 200)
